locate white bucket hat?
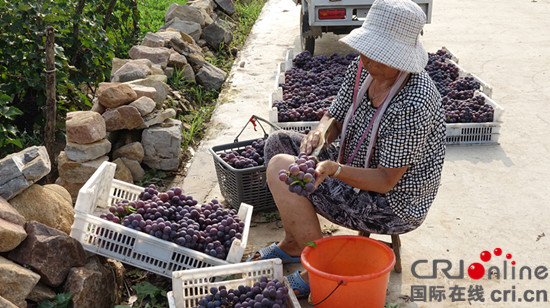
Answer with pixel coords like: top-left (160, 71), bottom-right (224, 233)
top-left (339, 0), bottom-right (428, 73)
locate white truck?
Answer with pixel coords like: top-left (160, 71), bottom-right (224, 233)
top-left (296, 0), bottom-right (433, 54)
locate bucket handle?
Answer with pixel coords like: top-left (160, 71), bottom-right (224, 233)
top-left (312, 280), bottom-right (344, 306)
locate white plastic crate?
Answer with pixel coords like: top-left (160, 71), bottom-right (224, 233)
top-left (447, 58), bottom-right (493, 98)
top-left (445, 92), bottom-right (504, 145)
top-left (70, 161), bottom-right (253, 278)
top-left (168, 259), bottom-right (301, 308)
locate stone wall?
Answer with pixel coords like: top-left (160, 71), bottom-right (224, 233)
top-left (57, 0), bottom-right (238, 202)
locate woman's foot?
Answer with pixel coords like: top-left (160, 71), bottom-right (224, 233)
top-left (286, 270), bottom-right (310, 299)
top-left (246, 242), bottom-right (301, 263)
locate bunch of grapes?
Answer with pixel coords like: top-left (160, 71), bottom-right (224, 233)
top-left (442, 95), bottom-right (494, 123)
top-left (425, 49), bottom-right (460, 96)
top-left (278, 153), bottom-right (317, 197)
top-left (219, 139), bottom-right (265, 169)
top-left (194, 277), bottom-right (289, 308)
top-left (100, 185), bottom-right (245, 260)
top-left (274, 51), bottom-right (358, 123)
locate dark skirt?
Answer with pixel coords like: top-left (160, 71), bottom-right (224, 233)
top-left (265, 130), bottom-right (417, 235)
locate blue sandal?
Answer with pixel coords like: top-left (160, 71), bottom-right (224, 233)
top-left (246, 242), bottom-right (301, 264)
top-left (286, 270), bottom-right (310, 299)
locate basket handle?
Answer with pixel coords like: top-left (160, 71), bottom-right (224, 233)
top-left (233, 115), bottom-right (282, 143)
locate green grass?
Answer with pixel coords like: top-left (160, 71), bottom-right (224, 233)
top-left (137, 0), bottom-right (187, 37)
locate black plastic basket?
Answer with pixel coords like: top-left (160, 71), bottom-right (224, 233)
top-left (209, 116), bottom-right (280, 212)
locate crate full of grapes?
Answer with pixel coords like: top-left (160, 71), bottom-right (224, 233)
top-left (167, 259), bottom-right (301, 308)
top-left (70, 161), bottom-right (253, 278)
top-left (210, 138), bottom-right (276, 212)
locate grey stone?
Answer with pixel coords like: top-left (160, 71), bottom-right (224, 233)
top-left (112, 142), bottom-right (145, 163)
top-left (128, 45), bottom-right (172, 69)
top-left (102, 105), bottom-right (146, 131)
top-left (201, 20), bottom-right (233, 49)
top-left (111, 62), bottom-right (152, 83)
top-left (0, 256), bottom-right (40, 308)
top-left (188, 0), bottom-right (215, 15)
top-left (181, 63), bottom-right (196, 82)
top-left (126, 76), bottom-right (170, 106)
top-left (129, 96), bottom-right (156, 116)
top-left (8, 221), bottom-right (87, 287)
top-left (64, 139), bottom-right (112, 163)
top-left (166, 3), bottom-right (205, 27)
top-left (168, 52), bottom-right (188, 68)
top-left (0, 146), bottom-right (51, 200)
top-left (120, 157), bottom-right (145, 181)
top-left (196, 62), bottom-right (227, 91)
top-left (141, 32), bottom-right (165, 48)
top-left (143, 108), bottom-right (177, 128)
top-left (9, 184), bottom-right (75, 235)
top-left (215, 0), bottom-right (236, 15)
top-left (162, 17), bottom-right (202, 42)
top-left (127, 84), bottom-right (157, 101)
top-left (57, 151), bottom-right (109, 184)
top-left (142, 119), bottom-right (182, 171)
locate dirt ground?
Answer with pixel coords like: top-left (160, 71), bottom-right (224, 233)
top-left (179, 0), bottom-right (550, 307)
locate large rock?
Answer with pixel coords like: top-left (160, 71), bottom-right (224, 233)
top-left (63, 256), bottom-right (115, 308)
top-left (196, 62), bottom-right (227, 91)
top-left (181, 63), bottom-right (196, 83)
top-left (0, 296), bottom-right (18, 308)
top-left (66, 111), bottom-right (107, 144)
top-left (0, 146), bottom-right (51, 200)
top-left (126, 76), bottom-right (170, 106)
top-left (110, 58), bottom-right (153, 80)
top-left (113, 158), bottom-right (134, 184)
top-left (0, 256), bottom-right (41, 308)
top-left (162, 17), bottom-right (202, 42)
top-left (141, 32), bottom-right (165, 48)
top-left (189, 0), bottom-right (215, 15)
top-left (120, 157), bottom-right (145, 181)
top-left (143, 108), bottom-right (177, 128)
top-left (97, 83), bottom-right (138, 108)
top-left (128, 84), bottom-right (157, 102)
top-left (8, 221), bottom-right (87, 287)
top-left (64, 139), bottom-right (112, 163)
top-left (142, 119), bottom-right (182, 171)
top-left (0, 196), bottom-right (25, 226)
top-left (102, 105), bottom-right (146, 131)
top-left (112, 142), bottom-right (144, 163)
top-left (129, 96), bottom-right (156, 116)
top-left (9, 184), bottom-right (74, 235)
top-left (155, 30), bottom-right (188, 50)
top-left (57, 151), bottom-right (109, 184)
top-left (214, 0), bottom-right (236, 15)
top-left (54, 178), bottom-right (84, 204)
top-left (111, 61), bottom-right (152, 83)
top-left (0, 197), bottom-right (26, 252)
top-left (168, 52), bottom-right (188, 69)
top-left (201, 20), bottom-right (233, 49)
top-left (166, 3), bottom-right (205, 27)
top-left (128, 45), bottom-right (172, 69)
top-left (27, 282), bottom-right (56, 304)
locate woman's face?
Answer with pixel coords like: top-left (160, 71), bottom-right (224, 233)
top-left (360, 54), bottom-right (400, 81)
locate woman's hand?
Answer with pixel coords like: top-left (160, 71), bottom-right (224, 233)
top-left (300, 130), bottom-right (322, 155)
top-left (313, 160), bottom-right (340, 187)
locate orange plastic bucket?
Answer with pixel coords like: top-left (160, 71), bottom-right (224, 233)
top-left (301, 235), bottom-right (396, 308)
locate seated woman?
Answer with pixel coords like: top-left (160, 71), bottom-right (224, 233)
top-left (248, 0), bottom-right (446, 298)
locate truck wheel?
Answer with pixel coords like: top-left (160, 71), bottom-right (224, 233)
top-left (300, 11), bottom-right (315, 54)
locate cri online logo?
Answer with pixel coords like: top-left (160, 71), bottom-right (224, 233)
top-left (468, 248), bottom-right (514, 279)
top-left (411, 247), bottom-right (549, 280)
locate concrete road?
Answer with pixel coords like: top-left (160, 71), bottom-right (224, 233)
top-left (180, 0), bottom-right (550, 306)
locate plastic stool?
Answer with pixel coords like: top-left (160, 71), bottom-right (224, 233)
top-left (358, 230), bottom-right (402, 273)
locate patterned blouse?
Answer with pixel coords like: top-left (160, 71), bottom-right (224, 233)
top-left (328, 57), bottom-right (446, 226)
